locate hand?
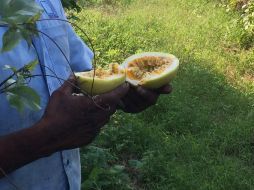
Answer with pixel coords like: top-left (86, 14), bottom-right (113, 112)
top-left (0, 78), bottom-right (129, 176)
top-left (41, 77), bottom-right (129, 150)
top-left (118, 84), bottom-right (172, 113)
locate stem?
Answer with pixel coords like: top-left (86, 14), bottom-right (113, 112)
top-left (30, 74), bottom-right (90, 97)
top-left (0, 74), bottom-right (90, 98)
top-left (0, 67), bottom-right (24, 88)
top-left (1, 74), bottom-right (110, 111)
top-left (0, 19), bottom-right (109, 109)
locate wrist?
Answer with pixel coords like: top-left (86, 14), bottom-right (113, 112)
top-left (0, 118), bottom-right (57, 174)
top-left (34, 117), bottom-right (65, 155)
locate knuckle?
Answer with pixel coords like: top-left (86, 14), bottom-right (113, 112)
top-left (51, 90), bottom-right (70, 102)
top-left (52, 90), bottom-right (64, 98)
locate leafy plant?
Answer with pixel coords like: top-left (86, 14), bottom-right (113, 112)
top-left (0, 0), bottom-right (42, 51)
top-left (81, 146), bottom-right (132, 190)
top-left (241, 1), bottom-right (254, 33)
top-left (0, 0), bottom-right (43, 111)
top-left (218, 0), bottom-right (254, 48)
top-left (0, 60), bottom-right (41, 112)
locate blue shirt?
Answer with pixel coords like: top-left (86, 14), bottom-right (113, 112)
top-left (0, 0), bottom-right (93, 189)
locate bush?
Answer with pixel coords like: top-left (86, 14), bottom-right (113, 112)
top-left (241, 1), bottom-right (254, 33)
top-left (219, 0), bottom-right (254, 48)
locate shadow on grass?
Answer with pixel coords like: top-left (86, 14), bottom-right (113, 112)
top-left (81, 55), bottom-right (254, 190)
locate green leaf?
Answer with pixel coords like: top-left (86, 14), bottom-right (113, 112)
top-left (0, 0), bottom-right (11, 16)
top-left (6, 92), bottom-right (24, 112)
top-left (5, 0), bottom-right (42, 18)
top-left (6, 78), bottom-right (16, 86)
top-left (0, 0), bottom-right (42, 51)
top-left (128, 159), bottom-right (143, 169)
top-left (20, 25), bottom-right (37, 48)
top-left (24, 59), bottom-right (38, 71)
top-left (4, 64), bottom-right (17, 72)
top-left (109, 165), bottom-right (125, 174)
top-left (5, 85), bottom-right (41, 112)
top-left (27, 12), bottom-right (42, 24)
top-left (2, 27), bottom-right (22, 52)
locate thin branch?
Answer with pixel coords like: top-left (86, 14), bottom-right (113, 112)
top-left (0, 74), bottom-right (90, 97)
top-left (37, 18), bottom-right (98, 96)
top-left (1, 73), bottom-right (110, 111)
top-left (31, 42), bottom-right (63, 86)
top-left (0, 19), bottom-right (110, 110)
top-left (0, 67), bottom-right (24, 88)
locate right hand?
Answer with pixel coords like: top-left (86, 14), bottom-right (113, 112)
top-left (40, 77), bottom-right (129, 150)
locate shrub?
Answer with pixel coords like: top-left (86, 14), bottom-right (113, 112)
top-left (219, 0), bottom-right (254, 48)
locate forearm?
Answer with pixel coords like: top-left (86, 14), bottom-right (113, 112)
top-left (0, 119), bottom-right (56, 178)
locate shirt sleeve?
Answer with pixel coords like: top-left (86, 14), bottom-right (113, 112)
top-left (67, 25), bottom-right (94, 71)
top-left (58, 0), bottom-right (93, 72)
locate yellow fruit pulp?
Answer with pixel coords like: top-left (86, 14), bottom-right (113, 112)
top-left (75, 52), bottom-right (179, 95)
top-left (75, 63), bottom-right (126, 95)
top-left (122, 52), bottom-right (179, 89)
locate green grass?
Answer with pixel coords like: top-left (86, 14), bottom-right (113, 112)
top-left (71, 0), bottom-right (254, 189)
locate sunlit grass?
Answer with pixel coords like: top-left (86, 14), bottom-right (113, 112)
top-left (73, 0), bottom-right (254, 189)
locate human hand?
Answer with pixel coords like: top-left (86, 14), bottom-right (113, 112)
top-left (40, 77), bottom-right (129, 150)
top-left (118, 84), bottom-right (172, 113)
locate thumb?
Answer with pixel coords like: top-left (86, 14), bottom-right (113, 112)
top-left (58, 75), bottom-right (77, 94)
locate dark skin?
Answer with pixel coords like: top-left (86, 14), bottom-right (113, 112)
top-left (119, 84), bottom-right (172, 113)
top-left (0, 77), bottom-right (171, 178)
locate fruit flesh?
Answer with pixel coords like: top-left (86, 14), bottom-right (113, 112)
top-left (76, 52), bottom-right (179, 94)
top-left (123, 52), bottom-right (179, 89)
top-left (75, 63), bottom-right (126, 95)
top-left (127, 56), bottom-right (173, 81)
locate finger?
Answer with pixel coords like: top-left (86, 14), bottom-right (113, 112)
top-left (95, 116), bottom-right (110, 130)
top-left (58, 76), bottom-right (77, 94)
top-left (119, 98), bottom-right (142, 113)
top-left (153, 84), bottom-right (173, 94)
top-left (97, 83), bottom-right (130, 105)
top-left (136, 86), bottom-right (159, 105)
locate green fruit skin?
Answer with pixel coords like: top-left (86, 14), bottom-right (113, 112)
top-left (76, 75), bottom-right (126, 95)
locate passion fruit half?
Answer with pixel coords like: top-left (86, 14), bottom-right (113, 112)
top-left (75, 63), bottom-right (126, 95)
top-left (122, 52), bottom-right (179, 89)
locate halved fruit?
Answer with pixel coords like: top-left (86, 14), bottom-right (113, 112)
top-left (75, 63), bottom-right (126, 95)
top-left (122, 52), bottom-right (179, 89)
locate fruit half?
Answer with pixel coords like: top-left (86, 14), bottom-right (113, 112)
top-left (75, 63), bottom-right (126, 95)
top-left (122, 52), bottom-right (179, 89)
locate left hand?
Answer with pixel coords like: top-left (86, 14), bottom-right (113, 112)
top-left (118, 84), bottom-right (172, 113)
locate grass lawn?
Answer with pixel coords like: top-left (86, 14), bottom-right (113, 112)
top-left (72, 0), bottom-right (254, 189)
